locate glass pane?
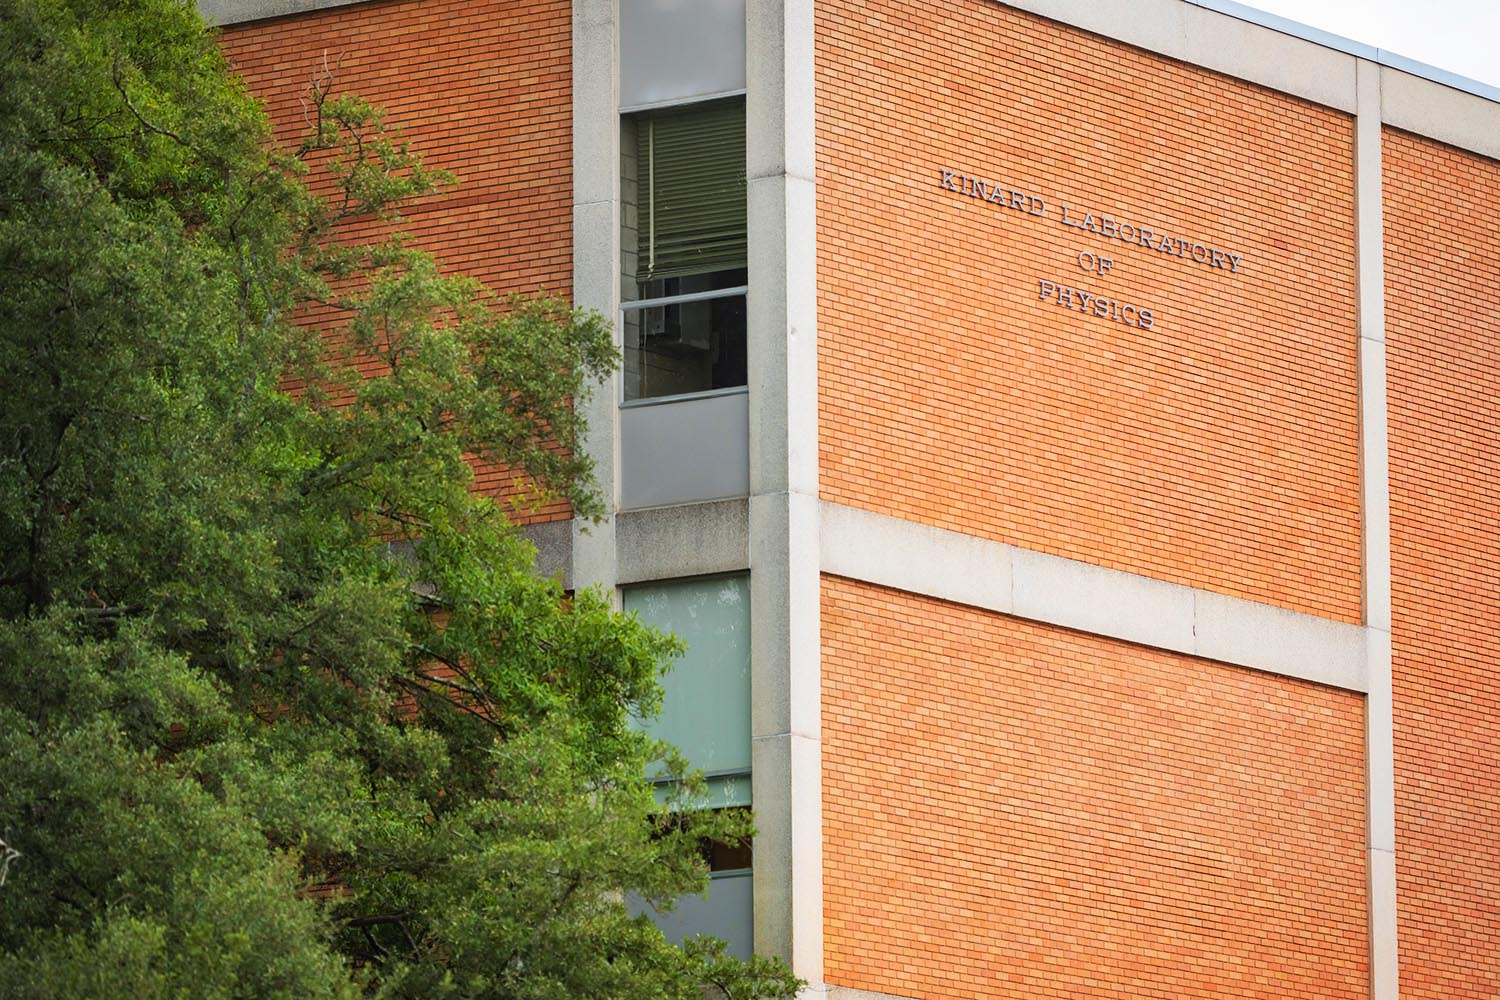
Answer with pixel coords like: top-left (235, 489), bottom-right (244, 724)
top-left (654, 773), bottom-right (751, 809)
top-left (704, 824), bottom-right (752, 873)
top-left (623, 270), bottom-right (747, 401)
top-left (620, 0), bottom-right (746, 110)
top-left (626, 870), bottom-right (754, 962)
top-left (625, 575), bottom-right (751, 779)
top-left (633, 267), bottom-right (746, 304)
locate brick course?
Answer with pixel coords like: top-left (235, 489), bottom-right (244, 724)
top-left (816, 0), bottom-right (1363, 622)
top-left (220, 0), bottom-right (573, 523)
top-left (1385, 127), bottom-right (1500, 999)
top-left (821, 574), bottom-right (1369, 999)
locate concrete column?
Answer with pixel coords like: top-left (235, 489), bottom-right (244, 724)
top-left (746, 0), bottom-right (823, 987)
top-left (1356, 56), bottom-right (1400, 1000)
top-left (571, 0), bottom-right (621, 601)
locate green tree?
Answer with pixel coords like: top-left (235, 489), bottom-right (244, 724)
top-left (0, 1), bottom-right (800, 997)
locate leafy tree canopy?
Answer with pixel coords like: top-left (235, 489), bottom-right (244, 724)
top-left (0, 1), bottom-right (799, 997)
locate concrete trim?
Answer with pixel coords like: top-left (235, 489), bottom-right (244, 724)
top-left (820, 502), bottom-right (1369, 693)
top-left (1381, 64), bottom-right (1500, 162)
top-left (615, 499), bottom-right (750, 585)
top-left (1368, 634), bottom-right (1399, 999)
top-left (995, 0), bottom-right (1500, 159)
top-left (199, 0), bottom-right (374, 26)
top-left (519, 519), bottom-right (573, 590)
top-left (828, 988), bottom-right (917, 1000)
top-left (1356, 58), bottom-right (1400, 1000)
top-left (569, 0), bottom-right (621, 601)
top-left (1189, 0), bottom-right (1500, 104)
top-left (746, 0), bottom-right (822, 982)
top-left (996, 0), bottom-right (1358, 113)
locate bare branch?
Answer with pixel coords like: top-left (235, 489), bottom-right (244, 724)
top-left (0, 834), bottom-right (21, 888)
top-left (393, 675), bottom-right (505, 732)
top-left (110, 60), bottom-right (199, 158)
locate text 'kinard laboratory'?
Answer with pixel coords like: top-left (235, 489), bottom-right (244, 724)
top-left (938, 168), bottom-right (1245, 275)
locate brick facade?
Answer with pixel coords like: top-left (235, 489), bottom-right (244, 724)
top-left (822, 575), bottom-right (1369, 1000)
top-left (816, 0), bottom-right (1363, 622)
top-left (220, 0), bottom-right (573, 523)
top-left (1385, 127), bottom-right (1500, 999)
top-left (214, 3), bottom-right (1500, 997)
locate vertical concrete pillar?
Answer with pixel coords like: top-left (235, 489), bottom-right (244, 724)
top-left (1355, 55), bottom-right (1399, 1000)
top-left (746, 0), bottom-right (823, 988)
top-left (571, 0), bottom-right (621, 601)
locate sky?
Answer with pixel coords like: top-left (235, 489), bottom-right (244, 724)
top-left (1236, 0), bottom-right (1500, 90)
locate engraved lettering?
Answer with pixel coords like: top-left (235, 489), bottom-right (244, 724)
top-left (938, 165), bottom-right (1243, 285)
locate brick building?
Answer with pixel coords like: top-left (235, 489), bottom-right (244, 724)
top-left (208, 0), bottom-right (1500, 996)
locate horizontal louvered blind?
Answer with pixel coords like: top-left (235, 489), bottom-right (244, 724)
top-left (636, 99), bottom-right (746, 281)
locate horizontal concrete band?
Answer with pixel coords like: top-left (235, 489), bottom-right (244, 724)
top-left (616, 498), bottom-right (750, 585)
top-left (536, 499), bottom-right (1368, 691)
top-left (199, 0), bottom-right (370, 26)
top-left (1190, 0), bottom-right (1500, 103)
top-left (827, 987), bottom-right (916, 1000)
top-left (998, 0), bottom-right (1500, 161)
top-left (521, 499), bottom-right (754, 592)
top-left (820, 501), bottom-right (1369, 693)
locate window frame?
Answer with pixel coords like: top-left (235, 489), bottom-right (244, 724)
top-left (618, 283), bottom-right (750, 407)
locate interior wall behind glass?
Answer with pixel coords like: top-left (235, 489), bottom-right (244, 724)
top-left (620, 0), bottom-right (746, 110)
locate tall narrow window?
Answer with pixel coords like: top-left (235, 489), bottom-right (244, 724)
top-left (624, 574), bottom-right (751, 806)
top-left (622, 98), bottom-right (747, 402)
top-left (623, 575), bottom-right (753, 958)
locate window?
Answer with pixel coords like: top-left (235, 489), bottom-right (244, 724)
top-left (622, 98), bottom-right (747, 403)
top-left (624, 574), bottom-right (751, 806)
top-left (623, 575), bottom-right (753, 958)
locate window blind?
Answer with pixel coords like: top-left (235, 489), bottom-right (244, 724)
top-left (636, 99), bottom-right (747, 282)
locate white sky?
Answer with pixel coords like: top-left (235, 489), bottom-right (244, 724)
top-left (1237, 0), bottom-right (1500, 90)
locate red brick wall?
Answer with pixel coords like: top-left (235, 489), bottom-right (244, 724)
top-left (220, 0), bottom-right (573, 523)
top-left (822, 575), bottom-right (1369, 999)
top-left (816, 0), bottom-right (1363, 622)
top-left (1385, 127), bottom-right (1500, 999)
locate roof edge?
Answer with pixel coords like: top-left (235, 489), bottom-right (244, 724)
top-left (1188, 0), bottom-right (1500, 104)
